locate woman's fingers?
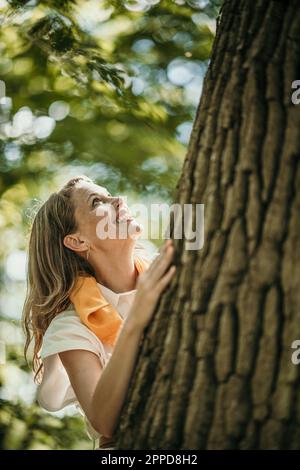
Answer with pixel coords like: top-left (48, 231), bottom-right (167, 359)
top-left (160, 238), bottom-right (171, 251)
top-left (156, 265), bottom-right (176, 294)
top-left (148, 243), bottom-right (175, 284)
top-left (156, 239), bottom-right (172, 259)
top-left (146, 239), bottom-right (172, 274)
top-left (132, 240), bottom-right (176, 331)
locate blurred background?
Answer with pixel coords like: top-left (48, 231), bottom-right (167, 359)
top-left (0, 0), bottom-right (219, 449)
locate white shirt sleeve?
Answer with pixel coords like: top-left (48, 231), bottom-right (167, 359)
top-left (36, 309), bottom-right (110, 412)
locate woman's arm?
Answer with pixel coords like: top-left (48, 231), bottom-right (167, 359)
top-left (59, 318), bottom-right (143, 438)
top-left (90, 239), bottom-right (175, 437)
top-left (60, 239), bottom-right (175, 438)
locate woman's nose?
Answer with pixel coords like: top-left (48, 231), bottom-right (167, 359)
top-left (110, 196), bottom-right (123, 218)
top-left (112, 196), bottom-right (124, 208)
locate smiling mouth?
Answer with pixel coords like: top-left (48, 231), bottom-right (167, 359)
top-left (116, 216), bottom-right (133, 223)
top-left (116, 207), bottom-right (133, 223)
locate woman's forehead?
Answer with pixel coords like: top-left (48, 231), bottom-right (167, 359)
top-left (75, 181), bottom-right (108, 198)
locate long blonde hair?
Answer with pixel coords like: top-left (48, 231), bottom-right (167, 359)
top-left (22, 175), bottom-right (149, 384)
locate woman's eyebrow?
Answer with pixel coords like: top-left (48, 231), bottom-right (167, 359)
top-left (86, 192), bottom-right (109, 203)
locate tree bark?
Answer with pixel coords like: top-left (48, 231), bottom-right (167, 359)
top-left (115, 0), bottom-right (300, 449)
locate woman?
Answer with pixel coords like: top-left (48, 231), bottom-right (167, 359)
top-left (22, 175), bottom-right (176, 449)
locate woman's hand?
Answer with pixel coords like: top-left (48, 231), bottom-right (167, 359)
top-left (127, 239), bottom-right (176, 332)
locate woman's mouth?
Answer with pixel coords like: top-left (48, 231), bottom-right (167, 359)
top-left (116, 206), bottom-right (133, 223)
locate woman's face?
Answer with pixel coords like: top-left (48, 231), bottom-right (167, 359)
top-left (70, 180), bottom-right (141, 254)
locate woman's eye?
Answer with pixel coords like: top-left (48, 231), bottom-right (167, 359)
top-left (92, 197), bottom-right (104, 207)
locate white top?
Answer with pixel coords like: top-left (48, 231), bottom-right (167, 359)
top-left (36, 281), bottom-right (138, 440)
top-left (36, 250), bottom-right (159, 442)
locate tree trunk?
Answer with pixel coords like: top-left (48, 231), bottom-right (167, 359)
top-left (115, 0), bottom-right (300, 450)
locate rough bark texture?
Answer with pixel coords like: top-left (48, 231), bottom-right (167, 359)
top-left (115, 0), bottom-right (300, 449)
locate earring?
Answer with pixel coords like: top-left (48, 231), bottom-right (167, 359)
top-left (86, 245), bottom-right (91, 261)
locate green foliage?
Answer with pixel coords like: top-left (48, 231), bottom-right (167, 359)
top-left (0, 399), bottom-right (91, 449)
top-left (0, 0), bottom-right (217, 201)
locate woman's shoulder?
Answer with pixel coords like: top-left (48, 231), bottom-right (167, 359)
top-left (44, 306), bottom-right (86, 337)
top-left (37, 306), bottom-right (111, 415)
top-left (41, 306), bottom-right (109, 361)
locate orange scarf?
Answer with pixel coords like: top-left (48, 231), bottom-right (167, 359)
top-left (69, 256), bottom-right (150, 347)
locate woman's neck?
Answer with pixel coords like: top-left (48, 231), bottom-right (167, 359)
top-left (90, 244), bottom-right (138, 293)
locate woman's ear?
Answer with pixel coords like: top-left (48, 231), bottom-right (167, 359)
top-left (63, 234), bottom-right (88, 254)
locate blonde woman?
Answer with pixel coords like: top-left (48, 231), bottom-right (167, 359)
top-left (22, 175), bottom-right (176, 449)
